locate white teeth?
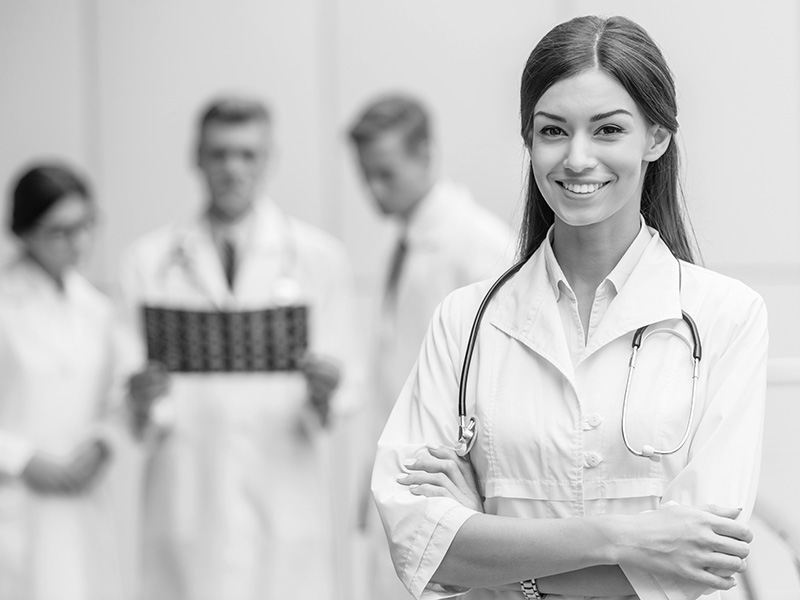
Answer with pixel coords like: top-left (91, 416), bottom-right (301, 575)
top-left (563, 182), bottom-right (604, 194)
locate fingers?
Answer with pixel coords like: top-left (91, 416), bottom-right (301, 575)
top-left (692, 504), bottom-right (753, 544)
top-left (301, 355), bottom-right (341, 397)
top-left (397, 446), bottom-right (483, 511)
top-left (129, 362), bottom-right (171, 408)
top-left (710, 516), bottom-right (753, 544)
top-left (685, 568), bottom-right (738, 592)
top-left (703, 552), bottom-right (747, 574)
top-left (702, 504), bottom-right (742, 520)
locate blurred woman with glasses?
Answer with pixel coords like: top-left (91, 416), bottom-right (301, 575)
top-left (0, 162), bottom-right (131, 600)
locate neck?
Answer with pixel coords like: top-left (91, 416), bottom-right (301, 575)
top-left (26, 252), bottom-right (67, 291)
top-left (397, 178), bottom-right (436, 225)
top-left (551, 215), bottom-right (641, 292)
top-left (207, 202), bottom-right (255, 227)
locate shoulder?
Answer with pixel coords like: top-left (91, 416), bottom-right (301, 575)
top-left (70, 273), bottom-right (114, 318)
top-left (682, 262), bottom-right (765, 311)
top-left (287, 217), bottom-right (350, 271)
top-left (681, 261), bottom-right (768, 333)
top-left (431, 277), bottom-right (496, 338)
top-left (121, 223), bottom-right (183, 262)
top-left (446, 186), bottom-right (514, 242)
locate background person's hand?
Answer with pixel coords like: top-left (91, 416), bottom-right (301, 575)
top-left (21, 439), bottom-right (110, 495)
top-left (398, 445), bottom-right (484, 513)
top-left (299, 354), bottom-right (341, 427)
top-left (611, 503), bottom-right (751, 591)
top-left (127, 361), bottom-right (171, 435)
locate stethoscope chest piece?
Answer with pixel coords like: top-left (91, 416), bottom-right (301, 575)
top-left (455, 415), bottom-right (479, 457)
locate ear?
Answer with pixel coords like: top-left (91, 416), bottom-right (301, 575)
top-left (409, 139), bottom-right (432, 166)
top-left (643, 124), bottom-right (671, 162)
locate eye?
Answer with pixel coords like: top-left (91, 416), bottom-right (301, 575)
top-left (596, 124), bottom-right (624, 136)
top-left (540, 125), bottom-right (566, 137)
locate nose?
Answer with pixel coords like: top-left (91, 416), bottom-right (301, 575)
top-left (562, 134), bottom-right (598, 173)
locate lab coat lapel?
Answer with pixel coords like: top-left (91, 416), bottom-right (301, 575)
top-left (175, 219), bottom-right (232, 309)
top-left (488, 250), bottom-right (576, 385)
top-left (584, 231), bottom-right (683, 359)
top-left (233, 201), bottom-right (291, 304)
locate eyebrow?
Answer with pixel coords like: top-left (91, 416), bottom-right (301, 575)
top-left (533, 109), bottom-right (633, 122)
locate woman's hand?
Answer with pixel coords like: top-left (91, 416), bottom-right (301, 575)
top-left (21, 439), bottom-right (110, 495)
top-left (397, 445), bottom-right (484, 513)
top-left (609, 503), bottom-right (751, 591)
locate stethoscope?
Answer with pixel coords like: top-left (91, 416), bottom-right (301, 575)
top-left (454, 258), bottom-right (702, 461)
top-left (161, 206), bottom-right (304, 308)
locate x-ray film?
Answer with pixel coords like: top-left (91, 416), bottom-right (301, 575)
top-left (143, 305), bottom-right (309, 372)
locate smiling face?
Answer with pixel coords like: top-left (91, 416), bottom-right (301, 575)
top-left (530, 68), bottom-right (670, 234)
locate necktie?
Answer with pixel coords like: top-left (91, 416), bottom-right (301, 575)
top-left (384, 235), bottom-right (408, 308)
top-left (222, 239), bottom-right (237, 290)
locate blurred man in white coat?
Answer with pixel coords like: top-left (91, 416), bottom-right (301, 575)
top-left (347, 93), bottom-right (515, 599)
top-left (119, 96), bottom-right (360, 600)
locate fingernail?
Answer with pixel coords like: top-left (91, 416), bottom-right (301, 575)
top-left (732, 579), bottom-right (737, 587)
top-left (409, 485), bottom-right (419, 493)
top-left (427, 444), bottom-right (440, 451)
top-left (403, 459), bottom-right (416, 467)
top-left (397, 473), bottom-right (408, 481)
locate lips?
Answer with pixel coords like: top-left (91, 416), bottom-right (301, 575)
top-left (558, 181), bottom-right (609, 194)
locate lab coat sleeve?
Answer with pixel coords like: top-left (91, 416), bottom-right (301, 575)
top-left (0, 323), bottom-right (34, 476)
top-left (0, 432), bottom-right (35, 476)
top-left (621, 291), bottom-right (768, 600)
top-left (371, 290), bottom-right (482, 600)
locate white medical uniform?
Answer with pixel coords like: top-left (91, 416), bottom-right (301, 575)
top-left (376, 180), bottom-right (515, 432)
top-left (368, 180), bottom-right (515, 599)
top-left (372, 226), bottom-right (768, 600)
top-left (0, 255), bottom-right (131, 600)
top-left (117, 200), bottom-right (359, 600)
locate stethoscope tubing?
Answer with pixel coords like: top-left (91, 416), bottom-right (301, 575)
top-left (456, 257), bottom-right (702, 460)
top-left (456, 259), bottom-right (526, 456)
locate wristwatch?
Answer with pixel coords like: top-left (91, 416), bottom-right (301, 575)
top-left (520, 579), bottom-right (546, 599)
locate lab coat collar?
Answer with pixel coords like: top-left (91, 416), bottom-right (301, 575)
top-left (488, 228), bottom-right (682, 381)
top-left (403, 179), bottom-right (470, 246)
top-left (0, 252), bottom-right (80, 302)
top-left (543, 215), bottom-right (651, 301)
top-left (165, 199), bottom-right (293, 306)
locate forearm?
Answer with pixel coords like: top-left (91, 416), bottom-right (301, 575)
top-left (431, 513), bottom-right (617, 589)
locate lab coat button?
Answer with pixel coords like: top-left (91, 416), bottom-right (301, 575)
top-left (584, 451), bottom-right (603, 468)
top-left (583, 414), bottom-right (603, 430)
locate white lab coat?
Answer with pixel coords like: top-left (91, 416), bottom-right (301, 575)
top-left (375, 180), bottom-right (515, 435)
top-left (0, 255), bottom-right (133, 600)
top-left (372, 230), bottom-right (768, 600)
top-left (367, 181), bottom-right (515, 599)
top-left (117, 200), bottom-right (360, 600)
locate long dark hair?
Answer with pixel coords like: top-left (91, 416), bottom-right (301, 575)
top-left (518, 15), bottom-right (697, 264)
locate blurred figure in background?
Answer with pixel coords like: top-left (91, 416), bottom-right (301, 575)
top-left (0, 163), bottom-right (134, 600)
top-left (118, 95), bottom-right (360, 600)
top-left (347, 93), bottom-right (515, 599)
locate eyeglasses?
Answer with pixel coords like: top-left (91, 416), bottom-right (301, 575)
top-left (31, 216), bottom-right (97, 242)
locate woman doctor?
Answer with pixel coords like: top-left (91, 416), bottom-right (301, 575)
top-left (0, 163), bottom-right (130, 600)
top-left (372, 15), bottom-right (767, 600)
